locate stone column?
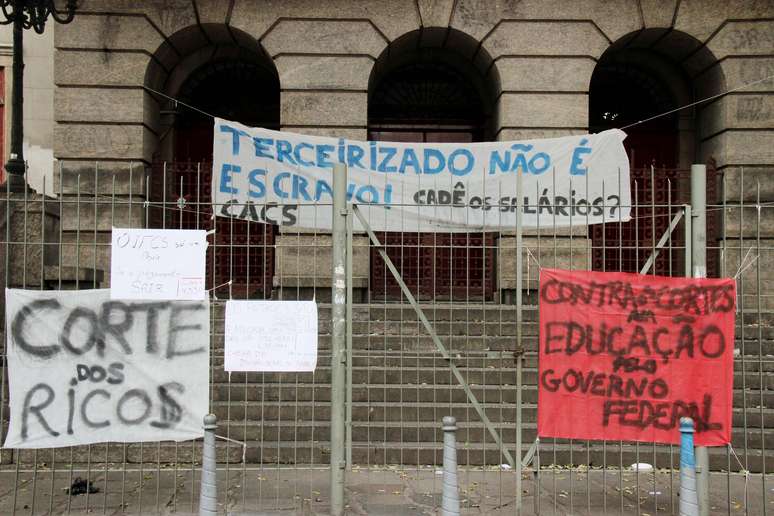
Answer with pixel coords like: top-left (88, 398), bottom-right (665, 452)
top-left (0, 192), bottom-right (60, 325)
top-left (700, 29), bottom-right (774, 306)
top-left (273, 231), bottom-right (370, 302)
top-left (267, 22), bottom-right (374, 296)
top-left (492, 38), bottom-right (596, 303)
top-left (497, 226), bottom-right (591, 304)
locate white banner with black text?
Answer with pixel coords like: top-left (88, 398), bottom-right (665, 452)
top-left (212, 118), bottom-right (631, 231)
top-left (3, 289), bottom-right (210, 449)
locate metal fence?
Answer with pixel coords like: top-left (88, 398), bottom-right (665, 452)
top-left (0, 161), bottom-right (770, 515)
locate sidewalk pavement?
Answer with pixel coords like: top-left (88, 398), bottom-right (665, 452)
top-left (0, 465), bottom-right (767, 515)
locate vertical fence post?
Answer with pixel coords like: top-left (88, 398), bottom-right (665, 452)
top-left (345, 190), bottom-right (354, 470)
top-left (515, 165), bottom-right (524, 513)
top-left (330, 163), bottom-right (348, 516)
top-left (691, 164), bottom-right (707, 278)
top-left (442, 416), bottom-right (460, 516)
top-left (684, 204), bottom-right (692, 275)
top-left (679, 417), bottom-right (699, 516)
top-left (690, 164), bottom-right (709, 516)
top-left (199, 414), bottom-right (218, 516)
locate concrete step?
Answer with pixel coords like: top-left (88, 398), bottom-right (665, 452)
top-left (212, 334), bottom-right (529, 352)
top-left (211, 382), bottom-right (774, 408)
top-left (15, 440), bottom-right (769, 472)
top-left (211, 401), bottom-right (525, 423)
top-left (210, 401), bottom-right (774, 428)
top-left (208, 314), bottom-right (774, 340)
top-left (343, 442), bottom-right (770, 472)
top-left (211, 420), bottom-right (774, 450)
top-left (212, 366), bottom-right (523, 386)
top-left (212, 382), bottom-right (520, 404)
top-left (12, 441), bottom-right (243, 466)
top-left (211, 351), bottom-right (774, 373)
top-left (209, 300), bottom-right (774, 321)
top-left (210, 301), bottom-right (774, 327)
top-left (320, 320), bottom-right (531, 337)
top-left (211, 364), bottom-right (774, 391)
top-left (210, 303), bottom-right (543, 323)
top-left (208, 332), bottom-right (774, 356)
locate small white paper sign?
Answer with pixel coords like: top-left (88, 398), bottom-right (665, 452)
top-left (224, 300), bottom-right (318, 372)
top-left (110, 228), bottom-right (207, 300)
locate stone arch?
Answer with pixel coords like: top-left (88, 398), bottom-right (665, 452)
top-left (368, 27), bottom-right (502, 142)
top-left (143, 24), bottom-right (280, 299)
top-left (366, 27), bottom-right (502, 300)
top-left (589, 28), bottom-right (726, 168)
top-left (144, 23), bottom-right (279, 161)
top-left (589, 28), bottom-right (725, 276)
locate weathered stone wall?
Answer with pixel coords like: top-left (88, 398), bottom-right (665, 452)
top-left (51, 0), bottom-right (774, 293)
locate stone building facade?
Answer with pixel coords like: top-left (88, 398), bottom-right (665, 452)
top-left (48, 0), bottom-right (774, 300)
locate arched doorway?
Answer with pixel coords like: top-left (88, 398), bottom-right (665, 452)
top-left (367, 28), bottom-right (500, 300)
top-left (590, 58), bottom-right (680, 168)
top-left (589, 30), bottom-right (723, 276)
top-left (147, 25), bottom-right (280, 298)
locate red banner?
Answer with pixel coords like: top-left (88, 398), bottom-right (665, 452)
top-left (538, 268), bottom-right (735, 446)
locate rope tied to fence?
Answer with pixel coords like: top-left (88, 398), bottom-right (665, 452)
top-left (728, 444), bottom-right (750, 510)
top-left (215, 434), bottom-right (247, 463)
top-left (733, 247), bottom-right (759, 280)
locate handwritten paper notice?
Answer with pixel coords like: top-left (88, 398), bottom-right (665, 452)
top-left (224, 301), bottom-right (318, 372)
top-left (110, 228), bottom-right (207, 300)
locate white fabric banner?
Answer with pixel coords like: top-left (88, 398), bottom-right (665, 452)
top-left (212, 118), bottom-right (631, 231)
top-left (3, 289), bottom-right (210, 449)
top-left (224, 300), bottom-right (318, 372)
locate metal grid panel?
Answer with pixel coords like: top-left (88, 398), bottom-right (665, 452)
top-left (370, 232), bottom-right (496, 300)
top-left (0, 163), bottom-right (327, 514)
top-left (150, 160), bottom-right (275, 299)
top-left (591, 166), bottom-right (720, 277)
top-left (0, 162), bottom-right (769, 515)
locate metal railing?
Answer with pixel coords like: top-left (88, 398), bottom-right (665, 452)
top-left (0, 161), bottom-right (769, 514)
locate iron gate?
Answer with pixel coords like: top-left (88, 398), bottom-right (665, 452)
top-left (370, 232), bottom-right (496, 300)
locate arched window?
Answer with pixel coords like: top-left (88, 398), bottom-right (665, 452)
top-left (589, 30), bottom-right (723, 276)
top-left (173, 60), bottom-right (279, 161)
top-left (590, 59), bottom-right (680, 168)
top-left (369, 61), bottom-right (486, 143)
top-left (147, 25), bottom-right (280, 298)
top-left (367, 28), bottom-right (500, 300)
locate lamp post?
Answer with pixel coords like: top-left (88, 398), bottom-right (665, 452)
top-left (1, 0), bottom-right (77, 192)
